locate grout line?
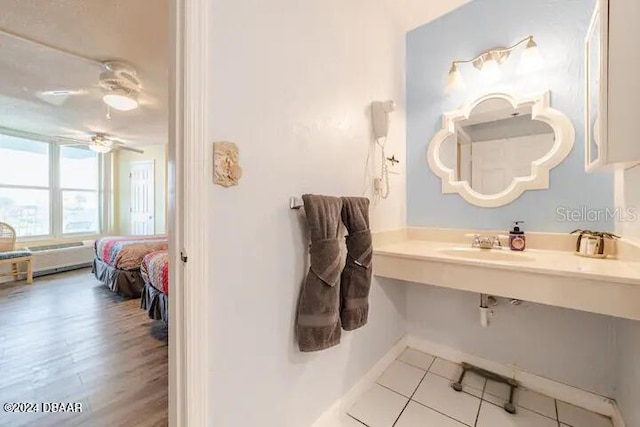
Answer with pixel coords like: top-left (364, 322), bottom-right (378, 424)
top-left (409, 399), bottom-right (475, 427)
top-left (395, 358), bottom-right (429, 373)
top-left (391, 360), bottom-right (430, 427)
top-left (425, 356), bottom-right (437, 372)
top-left (376, 382), bottom-right (415, 400)
top-left (474, 379), bottom-right (488, 426)
top-left (395, 353), bottom-right (436, 372)
top-left (481, 396), bottom-right (559, 423)
top-left (346, 414), bottom-right (369, 426)
top-left (556, 399), bottom-right (561, 427)
top-left (427, 369), bottom-right (485, 398)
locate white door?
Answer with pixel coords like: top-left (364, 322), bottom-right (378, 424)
top-left (471, 139), bottom-right (509, 194)
top-left (471, 134), bottom-right (555, 194)
top-left (130, 161), bottom-right (155, 235)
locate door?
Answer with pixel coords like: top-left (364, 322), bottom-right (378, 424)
top-left (130, 160), bottom-right (155, 235)
top-left (471, 139), bottom-right (508, 194)
top-left (471, 134), bottom-right (554, 194)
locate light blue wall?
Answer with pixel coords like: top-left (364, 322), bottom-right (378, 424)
top-left (407, 0), bottom-right (614, 232)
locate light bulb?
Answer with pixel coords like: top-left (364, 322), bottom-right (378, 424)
top-left (480, 58), bottom-right (501, 83)
top-left (103, 88), bottom-right (139, 111)
top-left (89, 144), bottom-right (112, 154)
top-left (519, 38), bottom-right (544, 74)
top-left (445, 63), bottom-right (465, 94)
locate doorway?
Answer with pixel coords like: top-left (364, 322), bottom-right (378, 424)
top-left (130, 160), bottom-right (156, 235)
top-left (0, 0), bottom-right (181, 425)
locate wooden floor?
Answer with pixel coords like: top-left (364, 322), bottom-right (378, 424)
top-left (0, 269), bottom-right (168, 427)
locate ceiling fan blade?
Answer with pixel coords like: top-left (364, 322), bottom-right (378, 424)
top-left (39, 89), bottom-right (88, 97)
top-left (117, 146), bottom-right (145, 154)
top-left (53, 136), bottom-right (89, 145)
top-left (57, 142), bottom-right (92, 147)
top-left (36, 89), bottom-right (91, 107)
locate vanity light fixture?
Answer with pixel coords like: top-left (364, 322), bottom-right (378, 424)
top-left (445, 35), bottom-right (544, 93)
top-left (479, 57), bottom-right (501, 83)
top-left (518, 37), bottom-right (545, 74)
top-left (445, 63), bottom-right (465, 94)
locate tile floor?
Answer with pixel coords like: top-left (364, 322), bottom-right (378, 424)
top-left (345, 348), bottom-right (613, 427)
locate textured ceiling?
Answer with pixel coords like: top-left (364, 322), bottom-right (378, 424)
top-left (386, 0), bottom-right (471, 31)
top-left (0, 0), bottom-right (168, 146)
top-left (0, 0), bottom-right (466, 146)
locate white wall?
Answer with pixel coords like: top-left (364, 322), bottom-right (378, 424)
top-left (614, 165), bottom-right (640, 426)
top-left (207, 1), bottom-right (407, 426)
top-left (406, 284), bottom-right (617, 396)
top-left (401, 163), bottom-right (639, 419)
top-left (615, 318), bottom-right (640, 427)
top-left (115, 145), bottom-right (167, 235)
top-left (615, 166), bottom-right (640, 245)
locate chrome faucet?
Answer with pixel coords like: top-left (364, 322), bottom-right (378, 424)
top-left (471, 235), bottom-right (503, 250)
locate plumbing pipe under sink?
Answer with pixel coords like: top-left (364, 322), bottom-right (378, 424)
top-left (480, 294), bottom-right (493, 328)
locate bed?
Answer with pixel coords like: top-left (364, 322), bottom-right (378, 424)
top-left (92, 235), bottom-right (168, 298)
top-left (140, 250), bottom-right (169, 322)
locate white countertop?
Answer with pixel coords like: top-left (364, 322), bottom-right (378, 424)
top-left (372, 229), bottom-right (640, 321)
top-left (375, 240), bottom-right (640, 286)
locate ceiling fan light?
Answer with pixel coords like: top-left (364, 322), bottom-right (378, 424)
top-left (89, 144), bottom-right (112, 154)
top-left (103, 89), bottom-right (139, 111)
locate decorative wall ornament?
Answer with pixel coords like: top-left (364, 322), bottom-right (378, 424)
top-left (213, 141), bottom-right (242, 187)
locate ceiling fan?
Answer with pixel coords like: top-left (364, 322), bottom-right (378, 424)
top-left (39, 61), bottom-right (142, 111)
top-left (56, 133), bottom-right (144, 154)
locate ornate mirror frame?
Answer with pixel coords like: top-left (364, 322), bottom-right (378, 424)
top-left (427, 92), bottom-right (575, 208)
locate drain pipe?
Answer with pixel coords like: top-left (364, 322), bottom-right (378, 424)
top-left (479, 294), bottom-right (493, 328)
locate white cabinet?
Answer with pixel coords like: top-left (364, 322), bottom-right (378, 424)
top-left (585, 0), bottom-right (640, 171)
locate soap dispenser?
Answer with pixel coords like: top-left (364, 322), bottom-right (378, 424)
top-left (509, 221), bottom-right (526, 251)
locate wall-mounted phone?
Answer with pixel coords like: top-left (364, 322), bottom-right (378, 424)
top-left (370, 100), bottom-right (396, 199)
top-left (371, 100), bottom-right (396, 139)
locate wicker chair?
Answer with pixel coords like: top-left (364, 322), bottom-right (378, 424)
top-left (0, 222), bottom-right (33, 284)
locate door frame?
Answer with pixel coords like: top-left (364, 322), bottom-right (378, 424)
top-left (169, 0), bottom-right (212, 425)
top-left (129, 160), bottom-right (155, 235)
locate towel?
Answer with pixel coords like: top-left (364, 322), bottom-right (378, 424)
top-left (340, 197), bottom-right (373, 331)
top-left (296, 194), bottom-right (344, 352)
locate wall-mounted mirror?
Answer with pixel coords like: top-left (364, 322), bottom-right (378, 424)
top-left (428, 92), bottom-right (575, 207)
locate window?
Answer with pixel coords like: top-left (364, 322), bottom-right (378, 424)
top-left (60, 147), bottom-right (100, 235)
top-left (0, 133), bottom-right (101, 239)
top-left (0, 136), bottom-right (51, 237)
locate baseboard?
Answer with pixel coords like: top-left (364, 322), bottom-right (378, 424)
top-left (34, 262), bottom-right (92, 278)
top-left (611, 404), bottom-right (627, 427)
top-left (310, 336), bottom-right (408, 427)
top-left (0, 263), bottom-right (92, 284)
top-left (406, 335), bottom-right (621, 421)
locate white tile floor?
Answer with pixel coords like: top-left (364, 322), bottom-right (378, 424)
top-left (346, 348), bottom-right (613, 427)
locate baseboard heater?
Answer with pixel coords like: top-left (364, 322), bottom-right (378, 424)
top-left (24, 242), bottom-right (95, 278)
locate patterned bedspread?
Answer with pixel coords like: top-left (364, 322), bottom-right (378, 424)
top-left (141, 250), bottom-right (169, 294)
top-left (95, 236), bottom-right (168, 270)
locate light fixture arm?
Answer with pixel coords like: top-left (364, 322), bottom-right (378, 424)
top-left (449, 35), bottom-right (535, 71)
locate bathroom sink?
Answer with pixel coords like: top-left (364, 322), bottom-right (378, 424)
top-left (438, 248), bottom-right (534, 262)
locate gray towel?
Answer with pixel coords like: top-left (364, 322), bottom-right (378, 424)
top-left (296, 194), bottom-right (343, 352)
top-left (340, 197), bottom-right (372, 331)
